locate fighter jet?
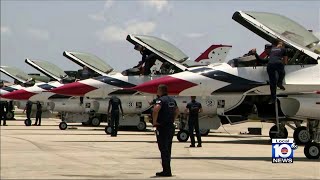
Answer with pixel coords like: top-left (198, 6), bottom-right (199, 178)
top-left (131, 11), bottom-right (320, 159)
top-left (0, 66), bottom-right (52, 119)
top-left (3, 38), bottom-right (232, 135)
top-left (45, 39), bottom-right (233, 135)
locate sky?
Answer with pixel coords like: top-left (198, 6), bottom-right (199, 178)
top-left (1, 0), bottom-right (319, 81)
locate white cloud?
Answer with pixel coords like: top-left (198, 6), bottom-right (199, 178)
top-left (89, 0), bottom-right (114, 22)
top-left (1, 26), bottom-right (11, 35)
top-left (27, 28), bottom-right (50, 40)
top-left (104, 0), bottom-right (114, 9)
top-left (141, 0), bottom-right (170, 12)
top-left (184, 33), bottom-right (206, 38)
top-left (97, 21), bottom-right (156, 42)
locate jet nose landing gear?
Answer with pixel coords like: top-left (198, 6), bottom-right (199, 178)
top-left (303, 120), bottom-right (320, 159)
top-left (269, 124), bottom-right (288, 139)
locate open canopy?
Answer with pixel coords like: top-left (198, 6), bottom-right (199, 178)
top-left (127, 34), bottom-right (189, 72)
top-left (0, 66), bottom-right (31, 83)
top-left (233, 11), bottom-right (320, 60)
top-left (63, 51), bottom-right (114, 76)
top-left (25, 59), bottom-right (68, 81)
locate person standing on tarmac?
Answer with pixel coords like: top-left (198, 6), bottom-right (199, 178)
top-left (23, 101), bottom-right (33, 121)
top-left (185, 96), bottom-right (202, 147)
top-left (34, 101), bottom-right (42, 126)
top-left (0, 101), bottom-right (8, 126)
top-left (152, 84), bottom-right (179, 177)
top-left (107, 96), bottom-right (124, 137)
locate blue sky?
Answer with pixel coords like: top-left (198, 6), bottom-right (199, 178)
top-left (1, 0), bottom-right (319, 81)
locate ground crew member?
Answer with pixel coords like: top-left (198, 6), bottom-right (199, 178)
top-left (134, 44), bottom-right (157, 75)
top-left (147, 95), bottom-right (159, 124)
top-left (107, 96), bottom-right (124, 137)
top-left (23, 101), bottom-right (33, 120)
top-left (252, 40), bottom-right (287, 104)
top-left (185, 96), bottom-right (202, 147)
top-left (152, 84), bottom-right (179, 177)
top-left (0, 101), bottom-right (8, 126)
top-left (79, 66), bottom-right (93, 105)
top-left (34, 101), bottom-right (42, 126)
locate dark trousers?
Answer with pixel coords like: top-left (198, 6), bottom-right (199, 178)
top-left (156, 125), bottom-right (175, 173)
top-left (35, 111), bottom-right (42, 125)
top-left (26, 109), bottom-right (31, 120)
top-left (267, 62), bottom-right (285, 100)
top-left (0, 111), bottom-right (6, 125)
top-left (188, 117), bottom-right (202, 145)
top-left (111, 111), bottom-right (119, 136)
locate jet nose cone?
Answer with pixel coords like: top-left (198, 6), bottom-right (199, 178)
top-left (132, 76), bottom-right (197, 95)
top-left (2, 89), bottom-right (36, 100)
top-left (50, 82), bottom-right (97, 96)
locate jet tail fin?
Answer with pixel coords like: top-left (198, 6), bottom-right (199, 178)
top-left (195, 45), bottom-right (232, 64)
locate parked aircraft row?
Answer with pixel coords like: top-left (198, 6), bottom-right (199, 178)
top-left (1, 11), bottom-right (319, 159)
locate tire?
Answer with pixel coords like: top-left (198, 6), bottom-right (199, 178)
top-left (91, 117), bottom-right (100, 127)
top-left (24, 119), bottom-right (31, 126)
top-left (269, 125), bottom-right (288, 139)
top-left (304, 142), bottom-right (320, 159)
top-left (200, 129), bottom-right (210, 136)
top-left (5, 111), bottom-right (14, 120)
top-left (137, 121), bottom-right (147, 131)
top-left (59, 122), bottom-right (68, 130)
top-left (177, 130), bottom-right (189, 142)
top-left (105, 126), bottom-right (112, 134)
top-left (293, 126), bottom-right (311, 145)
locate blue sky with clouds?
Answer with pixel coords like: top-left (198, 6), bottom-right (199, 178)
top-left (1, 0), bottom-right (319, 81)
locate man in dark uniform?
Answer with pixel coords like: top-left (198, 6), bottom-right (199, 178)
top-left (147, 95), bottom-right (159, 124)
top-left (79, 66), bottom-right (93, 105)
top-left (0, 101), bottom-right (8, 126)
top-left (153, 84), bottom-right (179, 177)
top-left (134, 44), bottom-right (158, 75)
top-left (252, 40), bottom-right (288, 104)
top-left (34, 101), bottom-right (42, 126)
top-left (0, 81), bottom-right (8, 125)
top-left (107, 96), bottom-right (124, 137)
top-left (23, 101), bottom-right (33, 120)
top-left (185, 96), bottom-right (203, 147)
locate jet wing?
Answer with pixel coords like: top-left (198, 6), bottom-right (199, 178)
top-left (63, 51), bottom-right (114, 76)
top-left (127, 34), bottom-right (189, 72)
top-left (0, 66), bottom-right (30, 83)
top-left (232, 11), bottom-right (320, 60)
top-left (25, 59), bottom-right (68, 82)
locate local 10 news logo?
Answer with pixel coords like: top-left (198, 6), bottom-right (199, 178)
top-left (272, 138), bottom-right (298, 163)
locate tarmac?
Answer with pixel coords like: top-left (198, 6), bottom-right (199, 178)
top-left (1, 116), bottom-right (319, 179)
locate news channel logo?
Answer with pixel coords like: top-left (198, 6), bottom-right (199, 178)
top-left (272, 138), bottom-right (298, 163)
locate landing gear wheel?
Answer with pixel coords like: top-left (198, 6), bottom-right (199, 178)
top-left (91, 117), bottom-right (100, 127)
top-left (5, 111), bottom-right (14, 120)
top-left (269, 125), bottom-right (288, 139)
top-left (24, 119), bottom-right (31, 126)
top-left (137, 121), bottom-right (147, 131)
top-left (59, 122), bottom-right (68, 130)
top-left (177, 130), bottom-right (189, 142)
top-left (105, 126), bottom-right (112, 134)
top-left (200, 129), bottom-right (210, 136)
top-left (293, 126), bottom-right (311, 145)
top-left (304, 142), bottom-right (320, 159)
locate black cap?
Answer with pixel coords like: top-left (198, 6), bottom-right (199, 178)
top-left (134, 44), bottom-right (142, 50)
top-left (265, 44), bottom-right (272, 49)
